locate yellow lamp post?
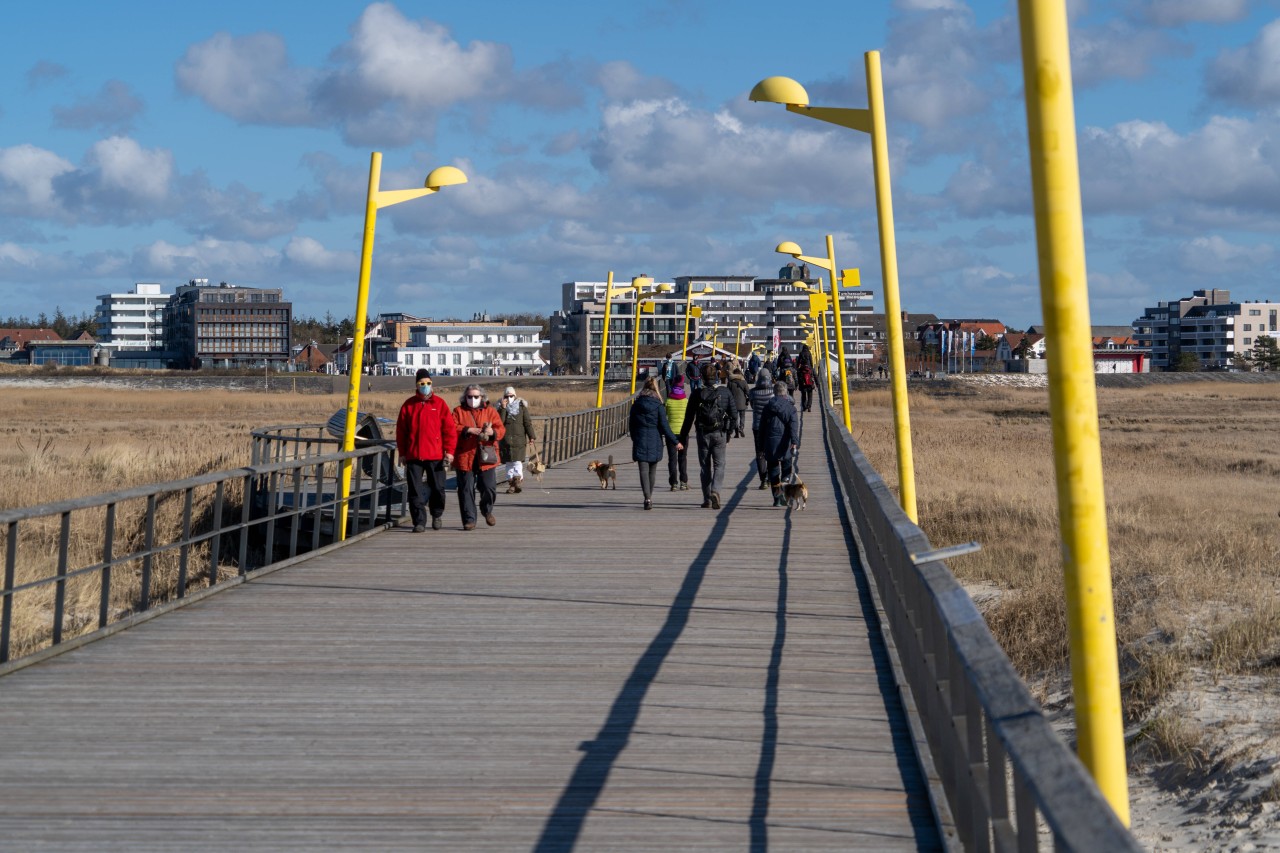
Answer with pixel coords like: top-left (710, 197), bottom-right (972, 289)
top-left (795, 280), bottom-right (836, 407)
top-left (775, 238), bottom-right (853, 432)
top-left (681, 284), bottom-right (715, 357)
top-left (733, 321), bottom-right (754, 357)
top-left (1018, 0), bottom-right (1127, 822)
top-left (338, 153), bottom-right (466, 541)
top-left (751, 54), bottom-right (916, 524)
top-left (628, 277), bottom-right (670, 395)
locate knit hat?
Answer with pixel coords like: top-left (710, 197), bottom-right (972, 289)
top-left (669, 381), bottom-right (687, 400)
top-left (415, 368), bottom-right (431, 381)
top-left (503, 386), bottom-right (517, 398)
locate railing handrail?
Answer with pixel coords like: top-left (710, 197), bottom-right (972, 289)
top-left (0, 445), bottom-right (387, 526)
top-left (819, 389), bottom-right (1139, 851)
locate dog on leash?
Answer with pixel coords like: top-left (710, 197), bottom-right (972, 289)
top-left (587, 455), bottom-right (617, 489)
top-left (783, 480), bottom-right (808, 511)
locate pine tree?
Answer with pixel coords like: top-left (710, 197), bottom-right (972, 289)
top-left (1251, 335), bottom-right (1280, 372)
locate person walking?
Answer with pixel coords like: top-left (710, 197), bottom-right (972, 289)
top-left (664, 375), bottom-right (691, 491)
top-left (395, 369), bottom-right (458, 532)
top-left (727, 368), bottom-right (749, 438)
top-left (798, 362), bottom-right (816, 412)
top-left (760, 381), bottom-right (802, 507)
top-left (748, 368), bottom-right (775, 490)
top-left (629, 377), bottom-right (682, 511)
top-left (678, 362), bottom-right (738, 510)
top-left (452, 385), bottom-right (506, 531)
top-left (498, 385), bottom-right (536, 494)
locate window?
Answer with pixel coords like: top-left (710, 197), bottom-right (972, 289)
top-left (453, 353), bottom-right (462, 365)
top-left (1244, 324), bottom-right (1252, 331)
top-left (1249, 309), bottom-right (1262, 316)
top-left (436, 354), bottom-right (446, 365)
top-left (1245, 338), bottom-right (1252, 345)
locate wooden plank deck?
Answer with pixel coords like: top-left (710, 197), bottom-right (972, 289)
top-left (0, 412), bottom-right (941, 851)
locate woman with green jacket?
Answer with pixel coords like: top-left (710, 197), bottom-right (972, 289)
top-left (498, 386), bottom-right (537, 493)
top-left (664, 375), bottom-right (690, 491)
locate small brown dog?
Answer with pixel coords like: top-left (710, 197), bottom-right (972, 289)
top-left (783, 480), bottom-right (808, 511)
top-left (587, 455), bottom-right (617, 489)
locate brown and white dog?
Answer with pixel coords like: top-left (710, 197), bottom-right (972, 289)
top-left (783, 480), bottom-right (808, 511)
top-left (587, 455), bottom-right (617, 489)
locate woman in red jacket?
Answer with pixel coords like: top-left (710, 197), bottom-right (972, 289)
top-left (452, 385), bottom-right (506, 531)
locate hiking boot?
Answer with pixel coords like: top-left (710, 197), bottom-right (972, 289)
top-left (710, 492), bottom-right (721, 510)
top-left (431, 517), bottom-right (442, 530)
top-left (670, 484), bottom-right (679, 492)
top-left (412, 524), bottom-right (426, 533)
top-left (463, 522), bottom-right (476, 531)
top-left (701, 500), bottom-right (711, 509)
top-left (644, 499), bottom-right (652, 511)
top-left (679, 482), bottom-right (689, 491)
top-left (758, 480), bottom-right (768, 490)
top-left (513, 476), bottom-right (523, 493)
top-left (484, 513), bottom-right (497, 527)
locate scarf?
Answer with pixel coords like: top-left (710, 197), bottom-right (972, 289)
top-left (505, 396), bottom-right (524, 418)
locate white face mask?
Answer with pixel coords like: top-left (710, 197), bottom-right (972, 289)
top-left (466, 396), bottom-right (482, 409)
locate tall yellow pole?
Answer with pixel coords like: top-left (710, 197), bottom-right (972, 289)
top-left (337, 151), bottom-right (382, 541)
top-left (681, 284), bottom-right (695, 357)
top-left (630, 289), bottom-right (642, 396)
top-left (817, 278), bottom-right (835, 406)
top-left (825, 236), bottom-right (852, 432)
top-left (1018, 0), bottom-right (1128, 823)
top-left (866, 51), bottom-right (918, 523)
top-left (594, 271), bottom-right (615, 409)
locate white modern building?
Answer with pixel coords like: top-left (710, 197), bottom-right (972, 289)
top-left (381, 322), bottom-right (544, 376)
top-left (1132, 289), bottom-right (1280, 370)
top-left (93, 283), bottom-right (169, 350)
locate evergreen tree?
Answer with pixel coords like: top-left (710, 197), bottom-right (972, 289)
top-left (1171, 352), bottom-right (1200, 372)
top-left (1251, 335), bottom-right (1280, 372)
top-left (51, 307), bottom-right (72, 338)
top-left (976, 333), bottom-right (998, 350)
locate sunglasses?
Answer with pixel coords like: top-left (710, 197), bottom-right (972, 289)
top-left (417, 382), bottom-right (432, 388)
top-left (466, 395), bottom-right (482, 400)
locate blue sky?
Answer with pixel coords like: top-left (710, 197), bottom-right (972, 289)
top-left (2, 0), bottom-right (1278, 327)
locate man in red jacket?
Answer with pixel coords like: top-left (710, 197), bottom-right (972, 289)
top-left (396, 369), bottom-right (459, 532)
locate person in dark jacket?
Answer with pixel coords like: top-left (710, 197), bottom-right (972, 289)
top-left (498, 386), bottom-right (536, 493)
top-left (759, 381), bottom-right (802, 507)
top-left (727, 368), bottom-right (749, 438)
top-left (747, 368), bottom-right (775, 490)
top-left (629, 377), bottom-right (682, 510)
top-left (678, 362), bottom-right (739, 510)
top-left (395, 369), bottom-right (459, 532)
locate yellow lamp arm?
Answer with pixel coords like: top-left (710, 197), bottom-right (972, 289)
top-left (786, 104), bottom-right (873, 134)
top-left (376, 187), bottom-right (439, 208)
top-left (792, 253), bottom-right (834, 272)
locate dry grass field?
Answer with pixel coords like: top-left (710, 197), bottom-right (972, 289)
top-left (850, 377), bottom-right (1280, 839)
top-left (0, 380), bottom-right (627, 661)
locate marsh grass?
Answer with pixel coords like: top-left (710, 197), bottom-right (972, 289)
top-left (850, 379), bottom-right (1280, 735)
top-left (1, 383), bottom-right (624, 660)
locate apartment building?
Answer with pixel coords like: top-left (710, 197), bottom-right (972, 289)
top-left (1132, 289), bottom-right (1280, 370)
top-left (382, 320), bottom-right (543, 376)
top-left (93, 283), bottom-right (169, 350)
top-left (164, 281), bottom-right (292, 369)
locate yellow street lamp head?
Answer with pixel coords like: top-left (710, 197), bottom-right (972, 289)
top-left (749, 76), bottom-right (810, 107)
top-left (775, 241), bottom-right (803, 257)
top-left (655, 283), bottom-right (674, 293)
top-left (632, 275), bottom-right (654, 289)
top-left (425, 165), bottom-right (468, 190)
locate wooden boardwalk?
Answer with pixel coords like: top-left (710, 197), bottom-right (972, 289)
top-left (0, 412), bottom-right (941, 851)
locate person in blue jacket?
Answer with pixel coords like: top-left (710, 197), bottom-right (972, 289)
top-left (628, 377), bottom-right (683, 511)
top-left (759, 381), bottom-right (802, 507)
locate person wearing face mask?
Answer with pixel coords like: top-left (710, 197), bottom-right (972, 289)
top-left (395, 369), bottom-right (458, 532)
top-left (497, 386), bottom-right (536, 494)
top-left (451, 385), bottom-right (506, 531)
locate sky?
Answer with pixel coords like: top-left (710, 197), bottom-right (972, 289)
top-left (2, 0), bottom-right (1279, 328)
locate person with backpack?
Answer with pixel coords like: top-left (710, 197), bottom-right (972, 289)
top-left (798, 362), bottom-right (816, 412)
top-left (760, 381), bottom-right (802, 507)
top-left (678, 362), bottom-right (739, 510)
top-left (748, 368), bottom-right (775, 490)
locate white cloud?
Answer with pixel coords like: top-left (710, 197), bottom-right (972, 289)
top-left (132, 238), bottom-right (281, 279)
top-left (1179, 235), bottom-right (1275, 273)
top-left (175, 32), bottom-right (316, 125)
top-left (283, 236), bottom-right (355, 272)
top-left (1070, 22), bottom-right (1188, 88)
top-left (176, 3), bottom-right (582, 145)
top-left (0, 144), bottom-right (74, 216)
top-left (1130, 0), bottom-right (1249, 27)
top-left (1206, 18), bottom-right (1280, 108)
top-left (52, 80), bottom-right (145, 133)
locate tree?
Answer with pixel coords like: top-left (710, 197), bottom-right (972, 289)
top-left (51, 306), bottom-right (72, 339)
top-left (1171, 352), bottom-right (1200, 372)
top-left (1251, 335), bottom-right (1280, 372)
top-left (976, 333), bottom-right (998, 351)
top-left (1012, 336), bottom-right (1033, 359)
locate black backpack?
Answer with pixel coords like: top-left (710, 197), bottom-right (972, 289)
top-left (696, 387), bottom-right (732, 433)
